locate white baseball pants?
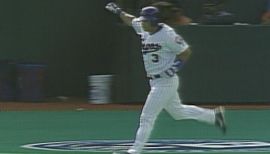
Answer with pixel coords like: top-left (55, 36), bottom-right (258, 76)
top-left (128, 75), bottom-right (215, 154)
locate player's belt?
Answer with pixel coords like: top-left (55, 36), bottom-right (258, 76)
top-left (147, 74), bottom-right (161, 80)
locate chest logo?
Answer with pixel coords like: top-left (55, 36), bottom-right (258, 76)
top-left (142, 43), bottom-right (162, 54)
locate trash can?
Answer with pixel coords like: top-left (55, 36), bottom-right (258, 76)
top-left (88, 75), bottom-right (113, 104)
top-left (17, 64), bottom-right (46, 102)
top-left (0, 61), bottom-right (16, 101)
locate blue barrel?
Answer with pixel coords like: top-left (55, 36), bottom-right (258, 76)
top-left (0, 61), bottom-right (16, 101)
top-left (17, 64), bottom-right (46, 102)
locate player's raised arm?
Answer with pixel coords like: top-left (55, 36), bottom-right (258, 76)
top-left (105, 2), bottom-right (135, 26)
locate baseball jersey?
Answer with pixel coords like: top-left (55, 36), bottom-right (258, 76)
top-left (131, 18), bottom-right (189, 76)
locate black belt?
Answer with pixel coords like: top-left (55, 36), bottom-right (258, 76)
top-left (147, 74), bottom-right (161, 80)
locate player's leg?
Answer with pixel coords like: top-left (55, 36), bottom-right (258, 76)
top-left (164, 92), bottom-right (226, 133)
top-left (165, 92), bottom-right (216, 124)
top-left (128, 80), bottom-right (177, 154)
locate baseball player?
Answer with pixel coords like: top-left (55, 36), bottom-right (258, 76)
top-left (105, 3), bottom-right (226, 154)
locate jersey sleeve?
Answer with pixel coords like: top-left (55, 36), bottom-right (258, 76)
top-left (131, 18), bottom-right (144, 34)
top-left (166, 30), bottom-right (189, 55)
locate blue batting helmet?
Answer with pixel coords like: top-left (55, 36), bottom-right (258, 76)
top-left (139, 6), bottom-right (160, 24)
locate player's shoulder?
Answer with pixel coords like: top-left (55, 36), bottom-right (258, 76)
top-left (161, 23), bottom-right (174, 31)
top-left (160, 24), bottom-right (179, 37)
top-left (132, 18), bottom-right (142, 26)
top-left (132, 18), bottom-right (145, 34)
top-left (132, 18), bottom-right (140, 23)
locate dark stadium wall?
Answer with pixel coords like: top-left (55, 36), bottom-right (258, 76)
top-left (0, 0), bottom-right (269, 103)
top-left (0, 0), bottom-right (116, 98)
top-left (115, 25), bottom-right (270, 104)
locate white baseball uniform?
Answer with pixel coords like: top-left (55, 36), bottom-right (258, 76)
top-left (128, 18), bottom-right (216, 154)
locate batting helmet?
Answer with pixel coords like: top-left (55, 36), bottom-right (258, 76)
top-left (139, 6), bottom-right (160, 25)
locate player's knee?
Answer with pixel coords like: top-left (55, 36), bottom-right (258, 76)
top-left (166, 105), bottom-right (187, 120)
top-left (170, 112), bottom-right (184, 120)
top-left (140, 114), bottom-right (156, 127)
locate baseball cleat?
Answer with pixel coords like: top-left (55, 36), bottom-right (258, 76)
top-left (214, 106), bottom-right (226, 134)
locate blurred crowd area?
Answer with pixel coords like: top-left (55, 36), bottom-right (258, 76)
top-left (113, 0), bottom-right (270, 26)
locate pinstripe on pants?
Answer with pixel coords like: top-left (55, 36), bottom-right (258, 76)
top-left (128, 75), bottom-right (215, 154)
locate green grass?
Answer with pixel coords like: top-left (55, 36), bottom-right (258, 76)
top-left (0, 109), bottom-right (269, 154)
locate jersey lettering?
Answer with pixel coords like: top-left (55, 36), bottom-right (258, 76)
top-left (132, 18), bottom-right (189, 75)
top-left (142, 43), bottom-right (162, 54)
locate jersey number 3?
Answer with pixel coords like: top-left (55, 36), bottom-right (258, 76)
top-left (151, 54), bottom-right (159, 63)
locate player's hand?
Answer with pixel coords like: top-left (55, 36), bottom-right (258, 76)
top-left (105, 2), bottom-right (122, 15)
top-left (172, 59), bottom-right (184, 72)
top-left (163, 59), bottom-right (184, 77)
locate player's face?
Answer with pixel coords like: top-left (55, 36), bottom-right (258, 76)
top-left (141, 20), bottom-right (152, 32)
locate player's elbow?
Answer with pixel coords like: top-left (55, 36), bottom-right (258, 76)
top-left (120, 13), bottom-right (135, 26)
top-left (185, 48), bottom-right (192, 55)
top-left (178, 48), bottom-right (192, 62)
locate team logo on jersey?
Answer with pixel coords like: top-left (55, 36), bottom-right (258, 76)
top-left (142, 43), bottom-right (162, 54)
top-left (22, 139), bottom-right (270, 153)
top-left (175, 36), bottom-right (184, 45)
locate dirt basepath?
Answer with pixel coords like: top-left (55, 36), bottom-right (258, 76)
top-left (0, 102), bottom-right (142, 111)
top-left (0, 102), bottom-right (270, 111)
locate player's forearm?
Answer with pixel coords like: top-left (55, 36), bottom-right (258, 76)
top-left (163, 48), bottom-right (192, 76)
top-left (120, 12), bottom-right (135, 26)
top-left (177, 48), bottom-right (192, 63)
